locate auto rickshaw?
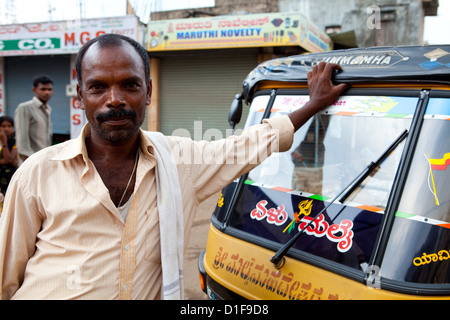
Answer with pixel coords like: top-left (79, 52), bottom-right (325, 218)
top-left (198, 45), bottom-right (450, 300)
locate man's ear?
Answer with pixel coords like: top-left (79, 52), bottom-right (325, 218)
top-left (76, 84), bottom-right (85, 110)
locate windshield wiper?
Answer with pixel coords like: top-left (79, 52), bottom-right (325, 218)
top-left (270, 129), bottom-right (409, 268)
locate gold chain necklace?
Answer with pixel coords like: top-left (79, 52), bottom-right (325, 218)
top-left (117, 149), bottom-right (139, 208)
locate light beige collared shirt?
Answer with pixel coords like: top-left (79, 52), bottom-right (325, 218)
top-left (15, 96), bottom-right (53, 158)
top-left (0, 115), bottom-right (293, 300)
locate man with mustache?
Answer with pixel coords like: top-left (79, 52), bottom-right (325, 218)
top-left (14, 75), bottom-right (54, 164)
top-left (0, 34), bottom-right (348, 300)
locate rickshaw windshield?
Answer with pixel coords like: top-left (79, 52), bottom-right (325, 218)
top-left (248, 94), bottom-right (412, 209)
top-left (229, 93), bottom-right (415, 273)
top-left (380, 97), bottom-right (450, 285)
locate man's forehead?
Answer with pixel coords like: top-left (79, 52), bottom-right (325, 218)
top-left (81, 41), bottom-right (145, 76)
top-left (84, 41), bottom-right (138, 60)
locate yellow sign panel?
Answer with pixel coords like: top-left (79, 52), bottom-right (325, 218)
top-left (147, 12), bottom-right (332, 53)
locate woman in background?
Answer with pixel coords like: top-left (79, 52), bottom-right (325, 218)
top-left (0, 116), bottom-right (18, 197)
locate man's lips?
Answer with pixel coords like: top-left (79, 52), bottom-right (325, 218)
top-left (103, 117), bottom-right (132, 125)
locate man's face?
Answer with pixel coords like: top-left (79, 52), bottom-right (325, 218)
top-left (33, 83), bottom-right (53, 104)
top-left (77, 42), bottom-right (152, 144)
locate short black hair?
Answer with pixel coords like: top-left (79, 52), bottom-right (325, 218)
top-left (33, 75), bottom-right (53, 88)
top-left (75, 33), bottom-right (150, 86)
top-left (0, 115), bottom-right (14, 127)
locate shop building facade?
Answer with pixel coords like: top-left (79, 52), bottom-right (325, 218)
top-left (0, 15), bottom-right (142, 140)
top-left (146, 11), bottom-right (331, 138)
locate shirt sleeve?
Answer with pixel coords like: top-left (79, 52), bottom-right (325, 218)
top-left (14, 105), bottom-right (34, 157)
top-left (0, 168), bottom-right (42, 299)
top-left (167, 115), bottom-right (294, 203)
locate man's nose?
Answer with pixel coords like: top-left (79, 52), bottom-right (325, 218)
top-left (107, 87), bottom-right (126, 108)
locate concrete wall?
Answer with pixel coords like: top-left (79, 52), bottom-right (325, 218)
top-left (280, 0), bottom-right (426, 46)
top-left (151, 0), bottom-right (430, 47)
top-left (151, 0), bottom-right (280, 20)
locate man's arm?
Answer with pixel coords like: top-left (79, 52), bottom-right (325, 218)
top-left (288, 62), bottom-right (349, 131)
top-left (0, 169), bottom-right (42, 299)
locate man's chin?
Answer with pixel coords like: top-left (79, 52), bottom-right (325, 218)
top-left (95, 126), bottom-right (139, 144)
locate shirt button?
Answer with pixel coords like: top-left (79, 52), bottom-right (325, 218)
top-left (122, 284), bottom-right (127, 291)
top-left (124, 244), bottom-right (130, 251)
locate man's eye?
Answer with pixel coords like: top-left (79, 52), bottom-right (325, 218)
top-left (89, 84), bottom-right (104, 91)
top-left (126, 83), bottom-right (140, 89)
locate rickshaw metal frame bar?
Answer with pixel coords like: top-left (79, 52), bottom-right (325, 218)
top-left (219, 89), bottom-right (278, 231)
top-left (367, 89), bottom-right (430, 274)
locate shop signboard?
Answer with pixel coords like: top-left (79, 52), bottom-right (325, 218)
top-left (0, 15), bottom-right (139, 56)
top-left (147, 12), bottom-right (332, 53)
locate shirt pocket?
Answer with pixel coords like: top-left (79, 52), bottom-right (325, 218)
top-left (144, 208), bottom-right (161, 264)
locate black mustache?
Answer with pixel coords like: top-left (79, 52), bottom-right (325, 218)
top-left (96, 109), bottom-right (137, 122)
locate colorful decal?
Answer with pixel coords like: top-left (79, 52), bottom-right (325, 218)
top-left (429, 152), bottom-right (450, 171)
top-left (283, 199), bottom-right (313, 233)
top-left (413, 249), bottom-right (450, 267)
top-left (419, 48), bottom-right (450, 70)
top-left (250, 200), bottom-right (288, 226)
top-left (425, 153), bottom-right (440, 206)
top-left (245, 179), bottom-right (450, 231)
top-left (352, 96), bottom-right (398, 113)
top-left (424, 152), bottom-right (449, 207)
top-left (295, 214), bottom-right (354, 253)
top-left (217, 193), bottom-right (224, 208)
top-left (249, 95), bottom-right (450, 126)
top-left (212, 246), bottom-right (339, 300)
top-left (250, 198), bottom-right (354, 253)
top-left (395, 211), bottom-right (450, 229)
top-left (249, 95), bottom-right (418, 118)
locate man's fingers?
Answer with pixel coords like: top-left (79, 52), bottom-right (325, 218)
top-left (322, 62), bottom-right (342, 80)
top-left (333, 83), bottom-right (350, 95)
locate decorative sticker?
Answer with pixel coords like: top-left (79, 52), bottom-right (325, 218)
top-left (283, 199), bottom-right (313, 234)
top-left (419, 48), bottom-right (450, 70)
top-left (413, 249), bottom-right (450, 267)
top-left (295, 214), bottom-right (354, 253)
top-left (429, 152), bottom-right (450, 171)
top-left (261, 95), bottom-right (418, 118)
top-left (250, 200), bottom-right (288, 226)
top-left (424, 152), bottom-right (449, 206)
top-left (250, 199), bottom-right (354, 253)
top-left (217, 192), bottom-right (224, 207)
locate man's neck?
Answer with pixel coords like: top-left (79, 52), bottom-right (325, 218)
top-left (85, 130), bottom-right (140, 162)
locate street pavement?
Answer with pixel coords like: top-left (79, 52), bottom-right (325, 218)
top-left (183, 192), bottom-right (220, 300)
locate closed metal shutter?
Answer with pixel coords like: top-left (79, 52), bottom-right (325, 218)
top-left (159, 48), bottom-right (258, 140)
top-left (5, 55), bottom-right (71, 136)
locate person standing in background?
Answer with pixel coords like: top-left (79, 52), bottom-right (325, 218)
top-left (14, 75), bottom-right (53, 164)
top-left (0, 116), bottom-right (18, 196)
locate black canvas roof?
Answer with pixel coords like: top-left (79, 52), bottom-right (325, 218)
top-left (242, 45), bottom-right (450, 102)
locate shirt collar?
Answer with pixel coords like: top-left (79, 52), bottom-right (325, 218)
top-left (32, 96), bottom-right (52, 111)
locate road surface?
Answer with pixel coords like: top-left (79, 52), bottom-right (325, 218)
top-left (183, 192), bottom-right (220, 300)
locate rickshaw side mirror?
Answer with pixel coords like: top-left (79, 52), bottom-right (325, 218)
top-left (228, 94), bottom-right (243, 130)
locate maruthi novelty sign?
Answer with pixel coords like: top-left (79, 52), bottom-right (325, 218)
top-left (147, 12), bottom-right (331, 53)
